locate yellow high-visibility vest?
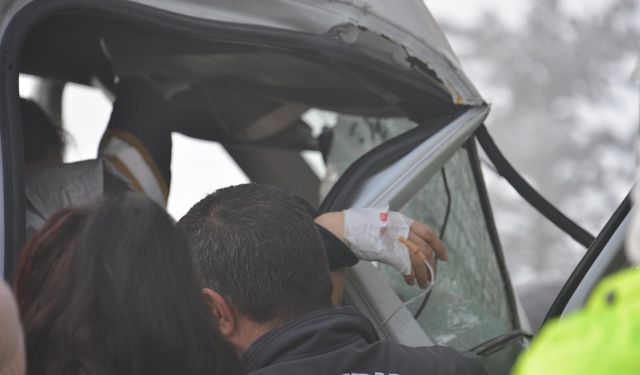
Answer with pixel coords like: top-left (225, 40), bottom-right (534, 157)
top-left (512, 267), bottom-right (640, 375)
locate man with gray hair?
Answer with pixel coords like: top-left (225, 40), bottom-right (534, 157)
top-left (178, 183), bottom-right (487, 375)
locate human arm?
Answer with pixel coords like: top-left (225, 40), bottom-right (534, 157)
top-left (315, 211), bottom-right (448, 289)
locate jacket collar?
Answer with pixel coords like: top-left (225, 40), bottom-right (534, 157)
top-left (243, 307), bottom-right (378, 371)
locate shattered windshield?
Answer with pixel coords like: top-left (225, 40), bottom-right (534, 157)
top-left (379, 148), bottom-right (515, 350)
top-left (321, 120), bottom-right (518, 351)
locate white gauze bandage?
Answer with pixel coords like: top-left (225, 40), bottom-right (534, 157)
top-left (344, 207), bottom-right (414, 275)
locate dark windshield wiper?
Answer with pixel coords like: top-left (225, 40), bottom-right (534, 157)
top-left (469, 329), bottom-right (534, 356)
top-left (476, 124), bottom-right (595, 248)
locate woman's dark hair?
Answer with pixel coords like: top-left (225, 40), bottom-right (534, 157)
top-left (15, 193), bottom-right (242, 375)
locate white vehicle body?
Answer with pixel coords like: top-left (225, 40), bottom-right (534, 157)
top-left (2, 1), bottom-right (622, 374)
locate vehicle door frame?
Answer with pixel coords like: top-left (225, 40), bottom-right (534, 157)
top-left (320, 105), bottom-right (527, 349)
top-left (544, 195), bottom-right (631, 321)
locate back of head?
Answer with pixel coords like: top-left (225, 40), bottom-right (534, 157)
top-left (0, 281), bottom-right (25, 375)
top-left (178, 183), bottom-right (333, 324)
top-left (16, 193), bottom-right (241, 375)
top-left (20, 98), bottom-right (64, 167)
top-left (15, 208), bottom-right (88, 316)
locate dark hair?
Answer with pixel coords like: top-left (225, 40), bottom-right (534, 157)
top-left (21, 98), bottom-right (64, 165)
top-left (178, 183), bottom-right (333, 323)
top-left (15, 208), bottom-right (88, 316)
top-left (15, 193), bottom-right (242, 375)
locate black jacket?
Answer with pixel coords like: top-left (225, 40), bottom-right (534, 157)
top-left (244, 307), bottom-right (488, 375)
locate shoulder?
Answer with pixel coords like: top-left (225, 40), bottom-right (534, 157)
top-left (363, 341), bottom-right (487, 375)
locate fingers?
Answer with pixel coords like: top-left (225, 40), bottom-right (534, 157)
top-left (408, 230), bottom-right (428, 250)
top-left (410, 221), bottom-right (448, 261)
top-left (410, 249), bottom-right (430, 289)
top-left (404, 273), bottom-right (416, 286)
top-left (399, 236), bottom-right (431, 289)
top-left (408, 231), bottom-right (437, 281)
top-left (408, 231), bottom-right (431, 259)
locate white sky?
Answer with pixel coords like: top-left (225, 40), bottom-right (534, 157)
top-left (426, 0), bottom-right (531, 31)
top-left (427, 0), bottom-right (640, 285)
top-left (426, 0), bottom-right (640, 29)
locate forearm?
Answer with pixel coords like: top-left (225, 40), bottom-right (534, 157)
top-left (314, 212), bottom-right (347, 244)
top-left (314, 212), bottom-right (358, 272)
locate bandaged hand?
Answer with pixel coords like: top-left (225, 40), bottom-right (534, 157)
top-left (344, 208), bottom-right (448, 289)
top-left (344, 208), bottom-right (413, 274)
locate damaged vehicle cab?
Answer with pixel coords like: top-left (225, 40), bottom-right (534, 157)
top-left (1, 1), bottom-right (530, 373)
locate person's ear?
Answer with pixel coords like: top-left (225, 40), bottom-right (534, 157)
top-left (202, 288), bottom-right (236, 337)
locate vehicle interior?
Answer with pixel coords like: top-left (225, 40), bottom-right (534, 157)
top-left (18, 12), bottom-right (461, 201)
top-left (3, 5), bottom-right (531, 375)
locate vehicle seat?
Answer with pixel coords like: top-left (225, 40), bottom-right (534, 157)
top-left (25, 158), bottom-right (133, 239)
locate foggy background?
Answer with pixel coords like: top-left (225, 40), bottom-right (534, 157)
top-left (428, 0), bottom-right (640, 296)
top-left (20, 0), bottom-right (640, 317)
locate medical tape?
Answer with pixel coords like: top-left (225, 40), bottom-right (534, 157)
top-left (344, 207), bottom-right (413, 275)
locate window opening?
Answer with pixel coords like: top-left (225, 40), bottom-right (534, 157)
top-left (374, 148), bottom-right (515, 350)
top-left (413, 166), bottom-right (452, 319)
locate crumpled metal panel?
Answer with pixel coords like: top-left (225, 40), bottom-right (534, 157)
top-left (126, 0), bottom-right (484, 105)
top-left (1, 0), bottom-right (483, 104)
